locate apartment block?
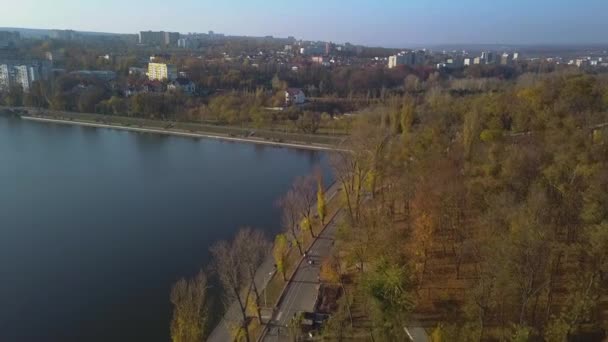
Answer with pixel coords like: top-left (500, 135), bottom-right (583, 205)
top-left (0, 60), bottom-right (51, 92)
top-left (147, 62), bottom-right (177, 81)
top-left (139, 31), bottom-right (180, 46)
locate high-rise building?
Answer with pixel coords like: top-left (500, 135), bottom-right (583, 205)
top-left (139, 31), bottom-right (180, 46)
top-left (139, 31), bottom-right (162, 45)
top-left (50, 30), bottom-right (76, 41)
top-left (388, 53), bottom-right (407, 68)
top-left (325, 42), bottom-right (334, 56)
top-left (163, 32), bottom-right (180, 46)
top-left (0, 31), bottom-right (20, 48)
top-left (0, 64), bottom-right (10, 90)
top-left (388, 51), bottom-right (425, 68)
top-left (147, 62), bottom-right (177, 81)
top-left (177, 38), bottom-right (192, 49)
top-left (0, 60), bottom-right (51, 92)
top-left (481, 51), bottom-right (497, 64)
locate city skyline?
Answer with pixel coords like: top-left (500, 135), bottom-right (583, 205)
top-left (3, 0), bottom-right (608, 47)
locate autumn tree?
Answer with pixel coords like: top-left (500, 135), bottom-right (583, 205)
top-left (278, 190), bottom-right (305, 255)
top-left (273, 234), bottom-right (289, 281)
top-left (170, 270), bottom-right (208, 342)
top-left (317, 175), bottom-right (327, 225)
top-left (292, 175), bottom-right (318, 238)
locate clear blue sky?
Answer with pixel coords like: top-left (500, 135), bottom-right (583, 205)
top-left (3, 0), bottom-right (608, 47)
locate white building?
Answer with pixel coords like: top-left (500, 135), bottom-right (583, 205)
top-left (0, 61), bottom-right (50, 92)
top-left (177, 38), bottom-right (192, 49)
top-left (129, 67), bottom-right (147, 76)
top-left (0, 64), bottom-right (10, 90)
top-left (388, 50), bottom-right (425, 68)
top-left (285, 88), bottom-right (306, 105)
top-left (575, 59), bottom-right (590, 68)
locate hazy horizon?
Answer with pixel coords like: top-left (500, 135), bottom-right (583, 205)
top-left (3, 0), bottom-right (608, 48)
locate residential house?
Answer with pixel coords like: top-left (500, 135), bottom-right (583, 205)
top-left (285, 88), bottom-right (306, 105)
top-left (143, 80), bottom-right (165, 93)
top-left (168, 78), bottom-right (196, 94)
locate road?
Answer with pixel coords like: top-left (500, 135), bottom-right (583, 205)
top-left (262, 210), bottom-right (341, 341)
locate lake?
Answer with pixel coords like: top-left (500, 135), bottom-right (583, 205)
top-left (0, 115), bottom-right (331, 341)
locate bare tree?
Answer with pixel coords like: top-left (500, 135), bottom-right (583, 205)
top-left (235, 228), bottom-right (270, 323)
top-left (170, 270), bottom-right (208, 342)
top-left (293, 175), bottom-right (318, 238)
top-left (278, 190), bottom-right (305, 255)
top-left (330, 150), bottom-right (367, 224)
top-left (210, 239), bottom-right (251, 342)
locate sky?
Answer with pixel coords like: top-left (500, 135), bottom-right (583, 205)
top-left (2, 0), bottom-right (608, 47)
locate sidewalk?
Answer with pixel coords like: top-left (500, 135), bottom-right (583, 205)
top-left (207, 256), bottom-right (277, 342)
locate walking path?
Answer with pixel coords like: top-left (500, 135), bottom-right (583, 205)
top-left (20, 116), bottom-right (345, 152)
top-left (206, 256), bottom-right (278, 342)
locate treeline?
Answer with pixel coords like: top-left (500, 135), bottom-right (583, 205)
top-left (321, 70), bottom-right (608, 341)
top-left (0, 75), bottom-right (354, 133)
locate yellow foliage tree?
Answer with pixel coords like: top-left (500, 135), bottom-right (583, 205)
top-left (273, 234), bottom-right (289, 281)
top-left (317, 179), bottom-right (327, 225)
top-left (320, 258), bottom-right (340, 284)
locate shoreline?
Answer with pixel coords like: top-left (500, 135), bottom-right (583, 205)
top-left (20, 116), bottom-right (345, 152)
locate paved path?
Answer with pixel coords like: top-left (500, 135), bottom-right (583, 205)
top-left (262, 210), bottom-right (341, 341)
top-left (207, 256), bottom-right (277, 342)
top-left (207, 184), bottom-right (340, 342)
top-left (20, 116), bottom-right (345, 152)
top-left (405, 326), bottom-right (429, 342)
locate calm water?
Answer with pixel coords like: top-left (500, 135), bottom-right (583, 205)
top-left (0, 116), bottom-right (330, 341)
